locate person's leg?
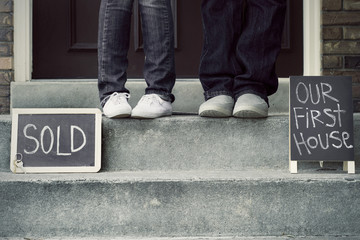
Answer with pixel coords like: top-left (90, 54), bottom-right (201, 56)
top-left (131, 0), bottom-right (175, 119)
top-left (232, 0), bottom-right (287, 103)
top-left (98, 0), bottom-right (134, 118)
top-left (199, 0), bottom-right (245, 101)
top-left (139, 0), bottom-right (175, 103)
top-left (98, 0), bottom-right (134, 103)
top-left (198, 0), bottom-right (245, 117)
top-left (232, 0), bottom-right (286, 118)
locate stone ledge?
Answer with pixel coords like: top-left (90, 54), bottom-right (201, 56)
top-left (1, 114), bottom-right (360, 172)
top-left (10, 79), bottom-right (290, 115)
top-left (1, 237), bottom-right (359, 240)
top-left (1, 170), bottom-right (359, 238)
top-left (1, 170), bottom-right (360, 182)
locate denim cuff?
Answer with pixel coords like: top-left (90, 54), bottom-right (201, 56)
top-left (204, 90), bottom-right (234, 101)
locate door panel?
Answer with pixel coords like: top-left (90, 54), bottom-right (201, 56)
top-left (69, 0), bottom-right (99, 51)
top-left (32, 0), bottom-right (302, 79)
top-left (277, 0), bottom-right (303, 77)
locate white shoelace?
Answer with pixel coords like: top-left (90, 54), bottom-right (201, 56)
top-left (102, 92), bottom-right (130, 106)
top-left (138, 94), bottom-right (161, 105)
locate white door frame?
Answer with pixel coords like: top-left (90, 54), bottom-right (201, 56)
top-left (14, 0), bottom-right (32, 82)
top-left (14, 0), bottom-right (321, 82)
top-left (303, 0), bottom-right (321, 76)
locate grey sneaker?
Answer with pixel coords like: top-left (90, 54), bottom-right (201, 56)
top-left (233, 93), bottom-right (268, 118)
top-left (131, 94), bottom-right (172, 119)
top-left (102, 92), bottom-right (132, 118)
top-left (199, 95), bottom-right (234, 117)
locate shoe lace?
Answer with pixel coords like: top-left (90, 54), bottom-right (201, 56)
top-left (101, 92), bottom-right (130, 106)
top-left (138, 94), bottom-right (161, 105)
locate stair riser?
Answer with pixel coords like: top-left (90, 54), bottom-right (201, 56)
top-left (1, 115), bottom-right (359, 172)
top-left (1, 179), bottom-right (359, 238)
top-left (101, 117), bottom-right (290, 171)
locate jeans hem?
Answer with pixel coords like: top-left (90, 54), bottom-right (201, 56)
top-left (204, 91), bottom-right (234, 101)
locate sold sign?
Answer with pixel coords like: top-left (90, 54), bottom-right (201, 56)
top-left (11, 108), bottom-right (102, 173)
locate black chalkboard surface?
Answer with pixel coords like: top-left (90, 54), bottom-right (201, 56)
top-left (290, 76), bottom-right (354, 161)
top-left (11, 108), bottom-right (102, 173)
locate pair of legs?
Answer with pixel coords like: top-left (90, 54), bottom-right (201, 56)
top-left (98, 0), bottom-right (175, 118)
top-left (199, 0), bottom-right (287, 117)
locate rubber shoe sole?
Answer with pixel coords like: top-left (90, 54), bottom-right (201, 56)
top-left (199, 108), bottom-right (232, 118)
top-left (106, 112), bottom-right (131, 119)
top-left (233, 106), bottom-right (268, 118)
top-left (131, 111), bottom-right (172, 119)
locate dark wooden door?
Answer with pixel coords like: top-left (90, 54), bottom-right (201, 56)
top-left (32, 0), bottom-right (302, 79)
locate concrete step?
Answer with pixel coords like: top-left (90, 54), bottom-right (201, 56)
top-left (1, 170), bottom-right (360, 238)
top-left (1, 115), bottom-right (359, 172)
top-left (10, 79), bottom-right (289, 115)
top-left (1, 237), bottom-right (360, 240)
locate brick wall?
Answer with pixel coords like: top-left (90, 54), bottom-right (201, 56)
top-left (0, 0), bottom-right (12, 114)
top-left (322, 0), bottom-right (360, 112)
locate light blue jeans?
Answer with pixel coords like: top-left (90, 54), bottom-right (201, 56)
top-left (98, 0), bottom-right (176, 104)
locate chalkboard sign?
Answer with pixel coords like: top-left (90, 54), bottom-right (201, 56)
top-left (290, 76), bottom-right (354, 162)
top-left (11, 108), bottom-right (102, 173)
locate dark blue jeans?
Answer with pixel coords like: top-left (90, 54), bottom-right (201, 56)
top-left (98, 0), bottom-right (175, 103)
top-left (199, 0), bottom-right (287, 103)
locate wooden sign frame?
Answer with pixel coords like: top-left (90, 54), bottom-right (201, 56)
top-left (289, 76), bottom-right (355, 174)
top-left (11, 108), bottom-right (102, 173)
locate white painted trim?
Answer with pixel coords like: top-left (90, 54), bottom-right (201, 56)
top-left (303, 0), bottom-right (321, 76)
top-left (289, 160), bottom-right (298, 174)
top-left (14, 1), bottom-right (322, 81)
top-left (14, 0), bottom-right (33, 82)
top-left (343, 161), bottom-right (356, 174)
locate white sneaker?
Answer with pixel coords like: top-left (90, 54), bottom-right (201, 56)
top-left (102, 92), bottom-right (132, 118)
top-left (233, 93), bottom-right (268, 118)
top-left (131, 94), bottom-right (172, 119)
top-left (199, 95), bottom-right (234, 117)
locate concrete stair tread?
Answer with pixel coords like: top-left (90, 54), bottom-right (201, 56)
top-left (1, 170), bottom-right (359, 183)
top-left (10, 79), bottom-right (290, 114)
top-left (1, 237), bottom-right (360, 240)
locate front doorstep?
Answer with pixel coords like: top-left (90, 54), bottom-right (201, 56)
top-left (10, 79), bottom-right (290, 115)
